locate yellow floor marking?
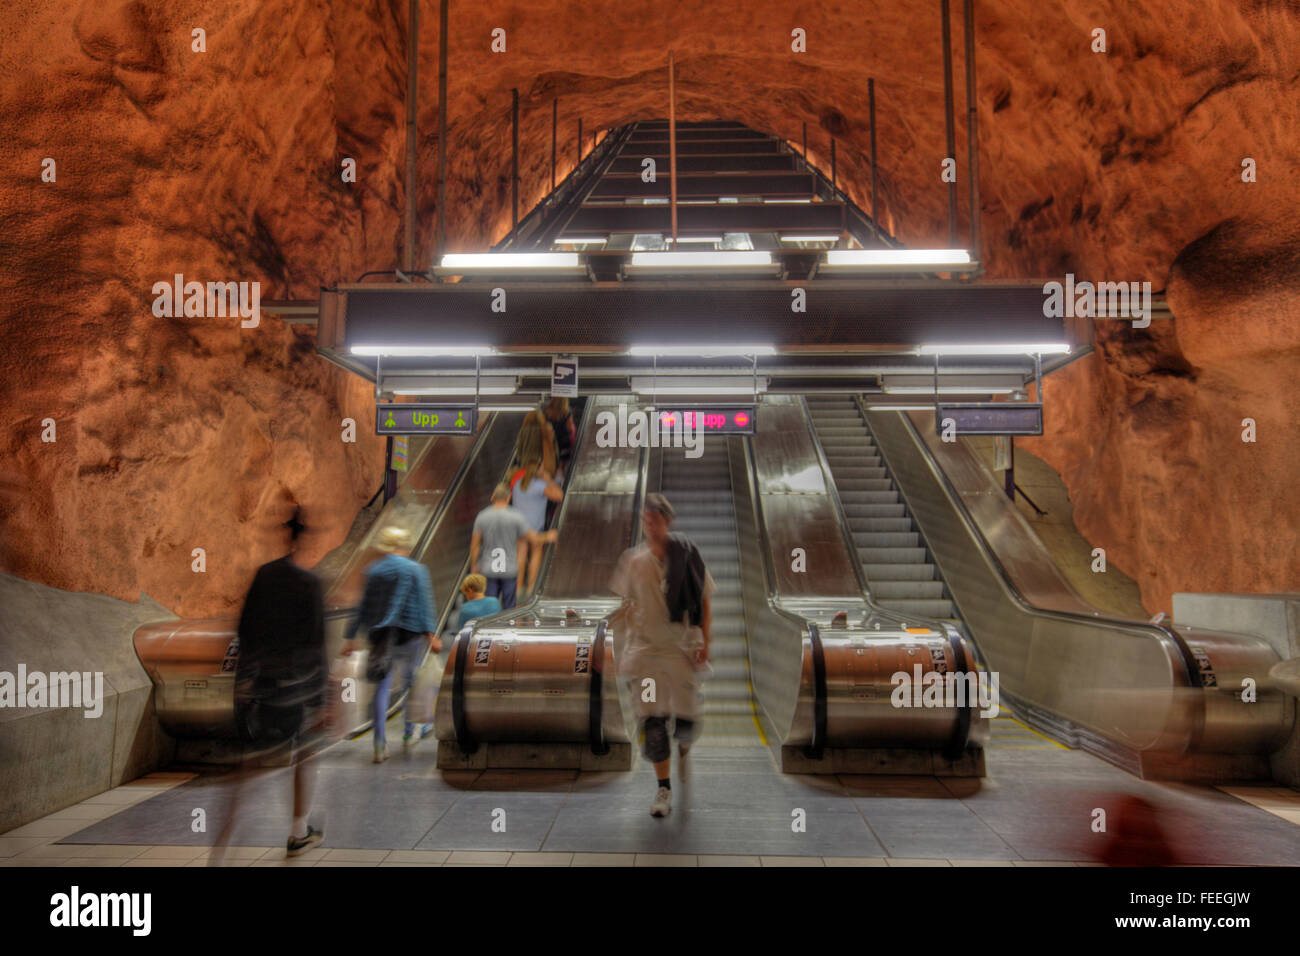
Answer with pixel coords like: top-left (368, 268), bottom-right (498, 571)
top-left (996, 713), bottom-right (1068, 749)
top-left (746, 679), bottom-right (769, 746)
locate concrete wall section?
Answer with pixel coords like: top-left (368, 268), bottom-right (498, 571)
top-left (0, 573), bottom-right (176, 833)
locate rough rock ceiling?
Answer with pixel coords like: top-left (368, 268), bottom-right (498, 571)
top-left (0, 0), bottom-right (1297, 615)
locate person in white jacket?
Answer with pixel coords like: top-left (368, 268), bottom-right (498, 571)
top-left (609, 493), bottom-right (714, 818)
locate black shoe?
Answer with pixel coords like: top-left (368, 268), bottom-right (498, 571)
top-left (286, 826), bottom-right (323, 857)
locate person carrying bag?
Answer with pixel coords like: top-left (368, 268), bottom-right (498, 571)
top-left (342, 526), bottom-right (441, 762)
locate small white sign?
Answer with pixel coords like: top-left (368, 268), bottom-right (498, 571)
top-left (551, 355), bottom-right (578, 397)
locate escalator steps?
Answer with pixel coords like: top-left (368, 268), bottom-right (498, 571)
top-left (808, 398), bottom-right (954, 619)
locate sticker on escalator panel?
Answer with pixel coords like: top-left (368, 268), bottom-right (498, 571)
top-left (1188, 645), bottom-right (1217, 687)
top-left (221, 637), bottom-right (240, 673)
top-left (930, 644), bottom-right (948, 674)
top-left (474, 638), bottom-right (492, 665)
top-left (574, 637), bottom-right (592, 674)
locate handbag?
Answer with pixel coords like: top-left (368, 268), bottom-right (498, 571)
top-left (365, 627), bottom-right (395, 682)
top-left (405, 650), bottom-right (445, 724)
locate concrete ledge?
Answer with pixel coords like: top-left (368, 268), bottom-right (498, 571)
top-left (0, 573), bottom-right (176, 833)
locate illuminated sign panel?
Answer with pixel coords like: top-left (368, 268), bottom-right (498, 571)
top-left (655, 406), bottom-right (756, 435)
top-left (376, 404), bottom-right (477, 435)
top-left (936, 403), bottom-right (1042, 436)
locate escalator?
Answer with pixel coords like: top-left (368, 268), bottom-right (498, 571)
top-left (804, 400), bottom-right (1292, 780)
top-left (434, 395), bottom-right (640, 770)
top-left (806, 396), bottom-right (953, 619)
top-left (653, 437), bottom-right (763, 746)
top-left (133, 411), bottom-right (524, 762)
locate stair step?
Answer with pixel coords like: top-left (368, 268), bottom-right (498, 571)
top-left (853, 531), bottom-right (920, 548)
top-left (870, 580), bottom-right (947, 600)
top-left (863, 563), bottom-right (940, 581)
top-left (858, 546), bottom-right (929, 564)
top-left (876, 597), bottom-right (954, 618)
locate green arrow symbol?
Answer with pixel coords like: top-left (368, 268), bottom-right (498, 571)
top-left (455, 411), bottom-right (466, 428)
top-left (384, 411), bottom-right (396, 428)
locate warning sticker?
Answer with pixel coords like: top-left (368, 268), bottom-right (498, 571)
top-left (1188, 645), bottom-right (1217, 687)
top-left (474, 638), bottom-right (492, 665)
top-left (930, 644), bottom-right (948, 674)
top-left (220, 637), bottom-right (239, 673)
top-left (574, 635), bottom-right (592, 674)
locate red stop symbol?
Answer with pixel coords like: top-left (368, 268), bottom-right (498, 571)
top-left (734, 412), bottom-right (750, 428)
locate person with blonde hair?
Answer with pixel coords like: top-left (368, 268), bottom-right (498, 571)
top-left (342, 524), bottom-right (440, 762)
top-left (455, 573), bottom-right (501, 631)
top-left (515, 409), bottom-right (557, 478)
top-left (511, 457), bottom-right (563, 596)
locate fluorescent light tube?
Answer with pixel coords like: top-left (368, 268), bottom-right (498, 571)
top-left (439, 253), bottom-right (580, 269)
top-left (826, 249), bottom-right (971, 266)
top-left (918, 343), bottom-right (1070, 355)
top-left (350, 345), bottom-right (494, 357)
top-left (627, 344), bottom-right (777, 356)
top-left (627, 251), bottom-right (773, 268)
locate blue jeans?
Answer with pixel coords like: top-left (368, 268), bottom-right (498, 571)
top-left (371, 637), bottom-right (428, 748)
top-left (484, 575), bottom-right (517, 610)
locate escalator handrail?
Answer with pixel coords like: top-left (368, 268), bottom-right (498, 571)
top-left (588, 618), bottom-right (610, 756)
top-left (735, 434), bottom-right (826, 742)
top-left (451, 625), bottom-right (477, 755)
top-left (806, 621), bottom-right (828, 760)
top-left (882, 407), bottom-right (1206, 703)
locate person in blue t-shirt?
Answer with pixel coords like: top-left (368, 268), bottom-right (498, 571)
top-left (455, 573), bottom-right (502, 631)
top-left (342, 525), bottom-right (439, 763)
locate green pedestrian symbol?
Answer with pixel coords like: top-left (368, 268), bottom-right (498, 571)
top-left (455, 411), bottom-right (466, 428)
top-left (384, 411), bottom-right (396, 428)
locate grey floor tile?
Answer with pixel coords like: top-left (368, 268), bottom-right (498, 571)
top-left (414, 794), bottom-right (566, 851)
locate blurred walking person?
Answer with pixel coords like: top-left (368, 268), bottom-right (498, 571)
top-left (342, 526), bottom-right (440, 762)
top-left (609, 493), bottom-right (714, 818)
top-left (213, 508), bottom-right (327, 862)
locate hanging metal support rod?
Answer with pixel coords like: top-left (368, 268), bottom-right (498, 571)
top-left (511, 88), bottom-right (520, 228)
top-left (551, 99), bottom-right (557, 190)
top-left (435, 0), bottom-right (449, 269)
top-left (403, 0), bottom-right (419, 272)
top-left (964, 0), bottom-right (982, 266)
top-left (577, 118), bottom-right (583, 165)
top-left (668, 52), bottom-right (678, 244)
top-left (869, 78), bottom-right (879, 239)
top-left (941, 0), bottom-right (959, 249)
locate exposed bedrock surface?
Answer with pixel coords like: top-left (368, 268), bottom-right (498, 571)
top-left (0, 0), bottom-right (1296, 616)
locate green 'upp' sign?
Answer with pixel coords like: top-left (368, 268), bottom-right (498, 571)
top-left (376, 404), bottom-right (477, 435)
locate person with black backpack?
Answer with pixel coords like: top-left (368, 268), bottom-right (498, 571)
top-left (608, 493), bottom-right (714, 818)
top-left (342, 526), bottom-right (440, 762)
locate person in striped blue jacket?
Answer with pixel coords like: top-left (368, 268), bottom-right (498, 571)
top-left (342, 526), bottom-right (441, 762)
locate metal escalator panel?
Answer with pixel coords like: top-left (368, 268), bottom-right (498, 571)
top-left (805, 395), bottom-right (955, 619)
top-left (432, 396), bottom-right (640, 767)
top-left (654, 436), bottom-right (764, 746)
top-left (862, 408), bottom-right (1291, 776)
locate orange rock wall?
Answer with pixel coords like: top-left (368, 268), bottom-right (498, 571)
top-left (1, 0), bottom-right (1297, 615)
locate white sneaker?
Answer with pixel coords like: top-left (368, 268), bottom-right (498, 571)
top-left (650, 786), bottom-right (672, 817)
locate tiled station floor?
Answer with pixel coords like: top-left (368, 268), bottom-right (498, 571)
top-left (5, 713), bottom-right (1300, 867)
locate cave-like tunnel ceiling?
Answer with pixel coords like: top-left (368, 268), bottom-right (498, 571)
top-left (0, 1), bottom-right (1296, 620)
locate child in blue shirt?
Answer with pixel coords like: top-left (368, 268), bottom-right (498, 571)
top-left (456, 573), bottom-right (502, 631)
